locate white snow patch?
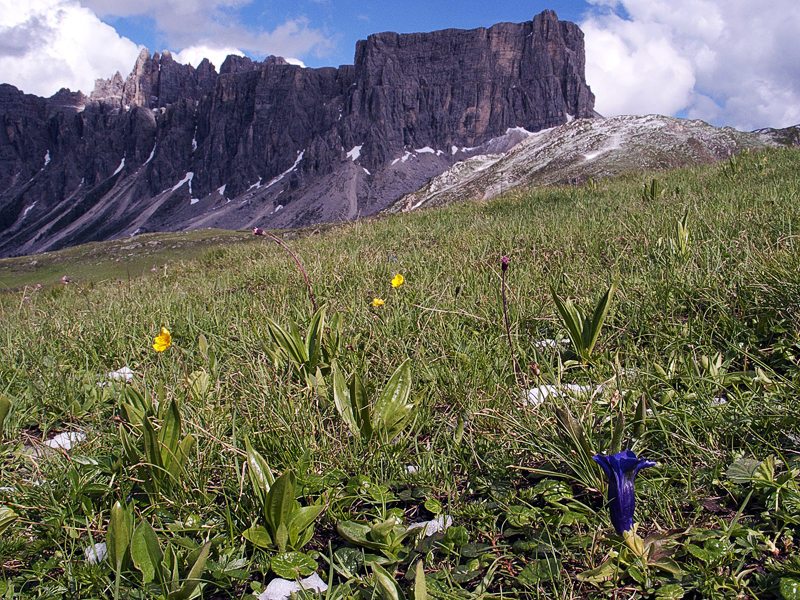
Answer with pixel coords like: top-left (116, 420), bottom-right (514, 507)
top-left (43, 431), bottom-right (86, 451)
top-left (264, 150), bottom-right (305, 189)
top-left (347, 145), bottom-right (362, 161)
top-left (258, 573), bottom-right (328, 600)
top-left (190, 198), bottom-right (199, 205)
top-left (191, 127), bottom-right (197, 152)
top-left (363, 167), bottom-right (371, 175)
top-left (144, 144), bottom-right (156, 165)
top-left (401, 151), bottom-right (413, 163)
top-left (436, 149), bottom-right (445, 156)
top-left (217, 184), bottom-right (226, 196)
top-left (274, 204), bottom-right (283, 212)
top-left (415, 146), bottom-right (435, 154)
top-left (44, 150), bottom-right (50, 166)
top-left (85, 542), bottom-right (107, 565)
top-left (460, 146), bottom-right (476, 153)
top-left (113, 157), bottom-right (125, 175)
top-left (22, 202), bottom-right (37, 220)
top-left (172, 172), bottom-right (194, 193)
top-left (583, 134), bottom-right (622, 161)
top-left (391, 158), bottom-right (401, 165)
top-left (566, 113), bottom-right (574, 122)
top-left (108, 366), bottom-right (134, 382)
top-left (248, 178), bottom-right (263, 191)
top-left (505, 126), bottom-right (536, 137)
top-left (451, 145), bottom-right (458, 155)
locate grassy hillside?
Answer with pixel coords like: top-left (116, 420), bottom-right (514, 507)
top-left (1, 147), bottom-right (799, 599)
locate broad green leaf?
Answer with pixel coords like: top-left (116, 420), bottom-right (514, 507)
top-left (266, 471), bottom-right (296, 539)
top-left (267, 317), bottom-right (306, 365)
top-left (107, 501), bottom-right (130, 568)
top-left (159, 399), bottom-right (182, 462)
top-left (332, 362), bottom-right (359, 436)
top-left (336, 521), bottom-right (387, 550)
top-left (242, 525), bottom-right (272, 548)
top-left (167, 434), bottom-right (195, 483)
top-left (270, 551), bottom-right (317, 579)
top-left (349, 372), bottom-right (372, 440)
top-left (0, 393), bottom-right (10, 435)
top-left (142, 417), bottom-right (163, 470)
top-left (413, 560), bottom-right (427, 600)
top-left (374, 360), bottom-right (414, 439)
top-left (131, 521), bottom-right (163, 585)
top-left (551, 289), bottom-right (584, 357)
top-left (516, 557), bottom-right (562, 586)
top-left (655, 583), bottom-right (685, 600)
top-left (576, 560), bottom-right (616, 583)
top-left (305, 305), bottom-right (326, 372)
top-left (633, 393), bottom-right (647, 440)
top-left (780, 578), bottom-right (800, 600)
top-left (371, 562), bottom-right (404, 600)
top-left (289, 503), bottom-right (325, 534)
top-left (726, 458), bottom-right (762, 483)
top-left (0, 505), bottom-right (17, 536)
top-left (167, 541), bottom-right (210, 600)
top-left (585, 277), bottom-right (618, 358)
top-left (245, 437), bottom-right (274, 507)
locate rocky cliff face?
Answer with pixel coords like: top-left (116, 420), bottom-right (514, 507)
top-left (0, 10), bottom-right (595, 257)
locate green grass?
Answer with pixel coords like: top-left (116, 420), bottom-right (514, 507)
top-left (0, 147), bottom-right (799, 599)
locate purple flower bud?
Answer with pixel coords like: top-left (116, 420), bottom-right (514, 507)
top-left (253, 227), bottom-right (264, 236)
top-left (501, 256), bottom-right (510, 271)
top-left (61, 276), bottom-right (70, 284)
top-left (593, 450), bottom-right (656, 535)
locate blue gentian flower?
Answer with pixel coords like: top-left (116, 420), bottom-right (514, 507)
top-left (593, 450), bottom-right (656, 536)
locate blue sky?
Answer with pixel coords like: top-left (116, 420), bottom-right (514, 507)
top-left (1, 0), bottom-right (798, 130)
top-left (106, 0), bottom-right (593, 69)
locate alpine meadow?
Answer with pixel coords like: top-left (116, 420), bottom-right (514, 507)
top-left (0, 145), bottom-right (799, 599)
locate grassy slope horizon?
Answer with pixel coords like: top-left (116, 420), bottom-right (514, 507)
top-left (1, 147), bottom-right (799, 599)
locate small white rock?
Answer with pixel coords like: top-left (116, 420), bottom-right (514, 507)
top-left (258, 573), bottom-right (328, 600)
top-left (533, 338), bottom-right (569, 349)
top-left (43, 431), bottom-right (86, 451)
top-left (408, 514), bottom-right (453, 537)
top-left (108, 366), bottom-right (134, 382)
top-left (85, 542), bottom-right (107, 565)
top-left (522, 384), bottom-right (596, 406)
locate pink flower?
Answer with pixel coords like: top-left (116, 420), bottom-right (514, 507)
top-left (34, 284), bottom-right (42, 291)
top-left (253, 227), bottom-right (264, 236)
top-left (61, 276), bottom-right (70, 284)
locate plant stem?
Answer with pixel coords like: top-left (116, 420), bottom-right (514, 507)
top-left (501, 263), bottom-right (522, 386)
top-left (255, 229), bottom-right (318, 313)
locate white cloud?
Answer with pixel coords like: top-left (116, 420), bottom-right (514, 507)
top-left (583, 0), bottom-right (800, 130)
top-left (0, 0), bottom-right (142, 97)
top-left (82, 0), bottom-right (333, 60)
top-left (174, 45), bottom-right (243, 69)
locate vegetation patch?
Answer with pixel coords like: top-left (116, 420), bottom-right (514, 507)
top-left (1, 147), bottom-right (799, 599)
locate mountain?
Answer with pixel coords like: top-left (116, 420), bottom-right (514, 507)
top-left (386, 115), bottom-right (800, 214)
top-left (0, 10), bottom-right (595, 258)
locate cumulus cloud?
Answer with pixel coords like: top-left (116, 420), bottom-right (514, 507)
top-left (174, 45), bottom-right (243, 69)
top-left (0, 0), bottom-right (142, 97)
top-left (583, 0), bottom-right (800, 130)
top-left (83, 0), bottom-right (333, 60)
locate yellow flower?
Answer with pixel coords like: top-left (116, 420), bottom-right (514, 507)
top-left (153, 327), bottom-right (171, 352)
top-left (372, 298), bottom-right (385, 307)
top-left (391, 274), bottom-right (404, 288)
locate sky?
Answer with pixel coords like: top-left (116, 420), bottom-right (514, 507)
top-left (0, 0), bottom-right (798, 131)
